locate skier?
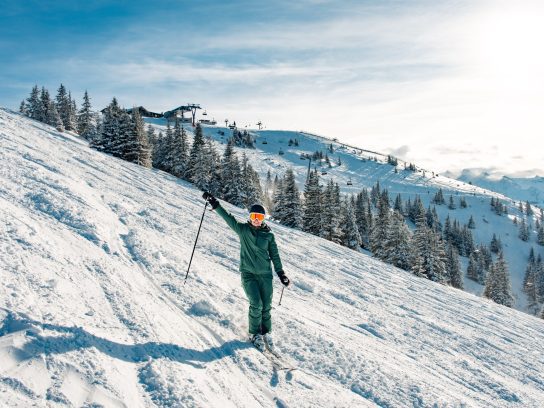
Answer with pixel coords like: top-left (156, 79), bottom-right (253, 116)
top-left (202, 192), bottom-right (291, 352)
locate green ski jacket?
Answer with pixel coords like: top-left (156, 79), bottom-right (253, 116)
top-left (215, 204), bottom-right (283, 275)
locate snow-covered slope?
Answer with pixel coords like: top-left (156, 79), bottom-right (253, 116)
top-left (1, 108), bottom-right (544, 407)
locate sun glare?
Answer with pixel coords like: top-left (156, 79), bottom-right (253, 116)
top-left (470, 2), bottom-right (544, 90)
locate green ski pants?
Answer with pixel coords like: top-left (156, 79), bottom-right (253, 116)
top-left (241, 272), bottom-right (273, 335)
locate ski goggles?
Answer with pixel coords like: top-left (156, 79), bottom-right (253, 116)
top-left (249, 212), bottom-right (265, 221)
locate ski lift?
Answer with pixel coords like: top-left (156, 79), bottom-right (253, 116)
top-left (202, 110), bottom-right (208, 116)
top-left (262, 139), bottom-right (268, 144)
top-left (300, 154), bottom-right (307, 160)
top-left (279, 149), bottom-right (284, 156)
top-left (321, 171), bottom-right (327, 175)
top-left (347, 178), bottom-right (353, 186)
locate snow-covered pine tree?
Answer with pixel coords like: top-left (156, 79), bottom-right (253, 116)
top-left (459, 197), bottom-right (467, 208)
top-left (393, 193), bottom-right (403, 213)
top-left (490, 233), bottom-right (502, 254)
top-left (66, 91), bottom-right (77, 131)
top-left (159, 122), bottom-right (175, 172)
top-left (433, 188), bottom-right (445, 205)
top-left (115, 109), bottom-right (133, 160)
top-left (77, 90), bottom-right (95, 139)
top-left (461, 225), bottom-right (475, 256)
top-left (95, 97), bottom-right (121, 154)
top-left (467, 215), bottom-right (476, 229)
top-left (537, 224), bottom-right (544, 246)
top-left (55, 84), bottom-right (74, 131)
top-left (19, 100), bottom-right (28, 115)
top-left (221, 138), bottom-right (244, 206)
top-left (412, 211), bottom-right (447, 283)
top-left (519, 218), bottom-right (530, 241)
top-left (523, 254), bottom-right (539, 314)
top-left (204, 137), bottom-right (222, 197)
top-left (38, 87), bottom-right (51, 123)
top-left (446, 241), bottom-right (463, 289)
top-left (47, 101), bottom-right (64, 132)
top-left (187, 124), bottom-right (207, 186)
top-left (320, 179), bottom-right (341, 243)
top-left (169, 119), bottom-right (188, 178)
top-left (340, 197), bottom-right (361, 250)
top-left (278, 168), bottom-right (302, 229)
top-left (25, 85), bottom-right (41, 120)
top-left (467, 252), bottom-right (479, 282)
top-left (128, 108), bottom-right (152, 168)
top-left (483, 252), bottom-right (514, 307)
top-left (384, 210), bottom-right (412, 271)
top-left (151, 130), bottom-right (165, 169)
top-left (302, 169), bottom-right (322, 236)
top-left (370, 191), bottom-right (391, 260)
top-left (448, 195), bottom-right (456, 210)
top-left (355, 190), bottom-right (371, 249)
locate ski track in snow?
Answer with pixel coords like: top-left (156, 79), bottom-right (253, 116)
top-left (1, 108), bottom-right (544, 407)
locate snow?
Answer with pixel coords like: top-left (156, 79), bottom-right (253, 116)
top-left (1, 108), bottom-right (544, 407)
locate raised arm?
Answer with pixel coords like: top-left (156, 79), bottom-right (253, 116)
top-left (203, 192), bottom-right (243, 235)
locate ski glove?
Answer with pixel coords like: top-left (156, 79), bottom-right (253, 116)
top-left (202, 192), bottom-right (219, 209)
top-left (277, 271), bottom-right (290, 287)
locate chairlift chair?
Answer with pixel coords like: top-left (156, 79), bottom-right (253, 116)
top-left (347, 178), bottom-right (353, 186)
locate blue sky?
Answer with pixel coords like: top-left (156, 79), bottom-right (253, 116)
top-left (2, 0), bottom-right (543, 177)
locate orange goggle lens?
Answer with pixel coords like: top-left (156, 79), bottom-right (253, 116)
top-left (249, 212), bottom-right (265, 221)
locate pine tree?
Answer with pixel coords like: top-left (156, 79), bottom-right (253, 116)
top-left (39, 87), bottom-right (51, 123)
top-left (279, 168), bottom-right (302, 228)
top-left (467, 252), bottom-right (479, 282)
top-left (97, 97), bottom-right (125, 156)
top-left (459, 197), bottom-right (467, 208)
top-left (446, 241), bottom-right (463, 289)
top-left (126, 108), bottom-right (151, 167)
top-left (355, 190), bottom-right (371, 249)
top-left (490, 234), bottom-right (502, 254)
top-left (393, 193), bottom-right (403, 213)
top-left (55, 84), bottom-right (71, 130)
top-left (519, 218), bottom-right (530, 241)
top-left (537, 224), bottom-right (544, 246)
top-left (483, 252), bottom-right (514, 307)
top-left (340, 198), bottom-right (361, 250)
top-left (384, 211), bottom-right (412, 271)
top-left (412, 213), bottom-right (447, 283)
top-left (221, 139), bottom-right (244, 206)
top-left (321, 180), bottom-right (341, 242)
top-left (467, 215), bottom-right (476, 229)
top-left (523, 255), bottom-right (539, 314)
top-left (48, 101), bottom-right (64, 131)
top-left (66, 91), bottom-right (77, 131)
top-left (169, 119), bottom-right (188, 177)
top-left (433, 189), bottom-right (445, 205)
top-left (370, 192), bottom-right (391, 260)
top-left (25, 85), bottom-right (41, 120)
top-left (448, 195), bottom-right (456, 210)
top-left (187, 124), bottom-right (206, 185)
top-left (19, 100), bottom-right (28, 115)
top-left (77, 90), bottom-right (95, 138)
top-left (302, 169), bottom-right (322, 235)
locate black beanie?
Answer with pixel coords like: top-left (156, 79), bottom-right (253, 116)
top-left (249, 204), bottom-right (266, 215)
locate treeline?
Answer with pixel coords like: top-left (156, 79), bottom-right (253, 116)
top-left (20, 84), bottom-right (96, 139)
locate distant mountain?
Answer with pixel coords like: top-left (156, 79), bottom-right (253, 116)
top-left (446, 168), bottom-right (544, 208)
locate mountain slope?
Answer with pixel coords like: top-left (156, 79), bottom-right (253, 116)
top-left (1, 108), bottom-right (544, 407)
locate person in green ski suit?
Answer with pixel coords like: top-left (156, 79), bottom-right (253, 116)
top-left (202, 192), bottom-right (290, 351)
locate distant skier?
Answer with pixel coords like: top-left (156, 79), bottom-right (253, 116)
top-left (202, 192), bottom-right (290, 352)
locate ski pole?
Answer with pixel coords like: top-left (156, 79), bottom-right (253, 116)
top-left (184, 201), bottom-right (209, 285)
top-left (278, 286), bottom-right (285, 306)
